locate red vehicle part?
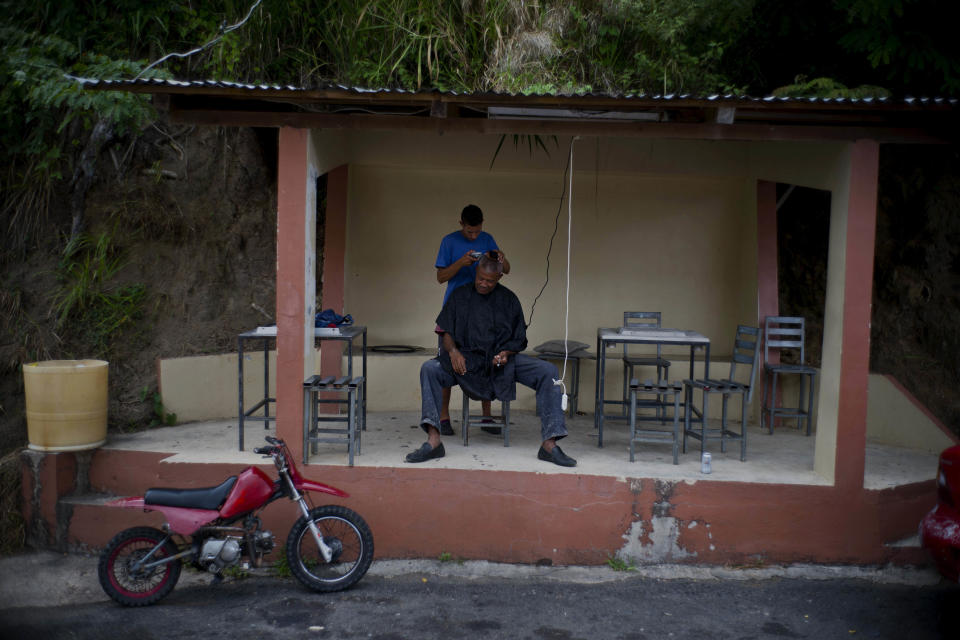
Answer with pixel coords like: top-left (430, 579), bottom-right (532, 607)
top-left (920, 445), bottom-right (960, 582)
top-left (106, 496), bottom-right (220, 535)
top-left (105, 458), bottom-right (348, 536)
top-left (288, 461), bottom-right (349, 498)
top-left (220, 466), bottom-right (276, 519)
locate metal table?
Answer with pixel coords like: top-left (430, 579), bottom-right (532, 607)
top-left (594, 327), bottom-right (710, 446)
top-left (238, 324), bottom-right (367, 450)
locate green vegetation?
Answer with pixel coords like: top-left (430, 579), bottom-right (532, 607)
top-left (3, 0), bottom-right (956, 263)
top-left (606, 555), bottom-right (636, 572)
top-left (438, 550), bottom-right (465, 564)
top-left (140, 387), bottom-right (177, 427)
top-left (52, 231), bottom-right (147, 355)
top-left (770, 77), bottom-right (890, 99)
top-left (222, 564), bottom-right (251, 579)
top-left (271, 553), bottom-right (293, 578)
top-left (0, 452), bottom-right (25, 553)
top-left (0, 24), bottom-right (160, 260)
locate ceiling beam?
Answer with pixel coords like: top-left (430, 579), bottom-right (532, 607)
top-left (167, 107), bottom-right (949, 144)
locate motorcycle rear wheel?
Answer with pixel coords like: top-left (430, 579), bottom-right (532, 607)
top-left (286, 505), bottom-right (374, 592)
top-left (98, 527), bottom-right (181, 606)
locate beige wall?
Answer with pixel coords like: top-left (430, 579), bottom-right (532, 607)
top-left (338, 133), bottom-right (847, 350)
top-left (812, 146), bottom-right (854, 481)
top-left (159, 351), bottom-right (277, 423)
top-left (158, 348), bottom-right (364, 422)
top-left (867, 374), bottom-right (956, 453)
top-left (159, 348), bottom-right (752, 419)
top-left (159, 352), bottom-right (955, 458)
top-left (337, 132), bottom-right (844, 429)
top-left (344, 138), bottom-right (761, 354)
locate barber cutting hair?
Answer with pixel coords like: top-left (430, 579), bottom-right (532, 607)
top-left (407, 254), bottom-right (576, 467)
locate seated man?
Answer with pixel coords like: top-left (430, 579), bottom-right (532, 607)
top-left (405, 254), bottom-right (576, 467)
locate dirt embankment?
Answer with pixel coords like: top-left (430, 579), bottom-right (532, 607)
top-left (0, 120), bottom-right (278, 451)
top-left (871, 145), bottom-right (960, 433)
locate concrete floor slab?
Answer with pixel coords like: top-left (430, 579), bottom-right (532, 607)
top-left (102, 411), bottom-right (939, 489)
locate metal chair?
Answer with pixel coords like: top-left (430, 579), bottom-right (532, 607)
top-left (303, 375), bottom-right (363, 466)
top-left (628, 379), bottom-right (684, 464)
top-left (462, 395), bottom-right (511, 446)
top-left (761, 316), bottom-right (817, 435)
top-left (683, 325), bottom-right (761, 462)
top-left (620, 312), bottom-right (671, 417)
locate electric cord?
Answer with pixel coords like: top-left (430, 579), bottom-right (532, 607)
top-left (530, 137), bottom-right (578, 410)
top-left (526, 136), bottom-right (575, 330)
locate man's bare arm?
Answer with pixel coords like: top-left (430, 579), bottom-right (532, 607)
top-left (436, 252), bottom-right (477, 283)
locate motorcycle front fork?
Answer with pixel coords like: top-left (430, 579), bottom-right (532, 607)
top-left (283, 473), bottom-right (334, 563)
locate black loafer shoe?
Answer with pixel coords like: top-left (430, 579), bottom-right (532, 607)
top-left (405, 442), bottom-right (445, 463)
top-left (538, 445), bottom-right (576, 467)
top-left (439, 419), bottom-right (455, 436)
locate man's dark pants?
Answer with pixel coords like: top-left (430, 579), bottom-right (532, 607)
top-left (419, 355), bottom-right (567, 441)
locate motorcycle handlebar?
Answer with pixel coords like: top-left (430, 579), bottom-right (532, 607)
top-left (254, 436), bottom-right (287, 456)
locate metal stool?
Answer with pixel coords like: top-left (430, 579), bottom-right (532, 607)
top-left (303, 375), bottom-right (364, 466)
top-left (629, 379), bottom-right (684, 464)
top-left (461, 395), bottom-right (511, 446)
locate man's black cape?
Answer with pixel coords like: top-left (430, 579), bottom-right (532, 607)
top-left (436, 282), bottom-right (527, 401)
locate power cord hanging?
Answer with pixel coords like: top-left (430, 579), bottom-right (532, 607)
top-left (550, 137), bottom-right (578, 411)
top-left (527, 136), bottom-right (575, 329)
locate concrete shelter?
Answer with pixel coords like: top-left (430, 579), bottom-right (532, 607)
top-left (21, 80), bottom-right (959, 566)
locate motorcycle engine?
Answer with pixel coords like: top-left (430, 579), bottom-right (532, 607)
top-left (253, 530), bottom-right (275, 554)
top-left (199, 537), bottom-right (242, 573)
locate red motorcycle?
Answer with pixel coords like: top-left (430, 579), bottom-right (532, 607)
top-left (98, 436), bottom-right (373, 606)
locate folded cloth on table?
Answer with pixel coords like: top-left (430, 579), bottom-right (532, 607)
top-left (315, 309), bottom-right (353, 327)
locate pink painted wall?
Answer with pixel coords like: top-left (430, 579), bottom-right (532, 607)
top-left (276, 127), bottom-right (309, 461)
top-left (835, 140), bottom-right (879, 492)
top-left (756, 180), bottom-right (780, 357)
top-left (320, 165), bottom-right (349, 378)
top-left (27, 448), bottom-right (931, 567)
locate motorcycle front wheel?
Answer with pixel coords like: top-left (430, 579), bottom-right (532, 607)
top-left (286, 505), bottom-right (374, 592)
top-left (98, 526), bottom-right (181, 606)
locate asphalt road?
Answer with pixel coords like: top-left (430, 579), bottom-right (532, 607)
top-left (0, 554), bottom-right (958, 639)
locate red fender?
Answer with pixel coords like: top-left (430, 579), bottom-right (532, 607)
top-left (105, 496), bottom-right (220, 535)
top-left (295, 478), bottom-right (349, 498)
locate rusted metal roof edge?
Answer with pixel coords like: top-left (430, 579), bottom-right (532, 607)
top-left (75, 76), bottom-right (960, 112)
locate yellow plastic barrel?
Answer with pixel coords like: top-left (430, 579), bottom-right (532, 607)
top-left (23, 360), bottom-right (108, 452)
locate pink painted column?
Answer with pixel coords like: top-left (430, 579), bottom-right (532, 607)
top-left (834, 140), bottom-right (880, 492)
top-left (756, 180), bottom-right (780, 422)
top-left (756, 180), bottom-right (779, 343)
top-left (320, 165), bottom-right (349, 378)
top-left (275, 127), bottom-right (310, 460)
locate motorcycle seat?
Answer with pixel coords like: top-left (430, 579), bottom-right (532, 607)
top-left (144, 476), bottom-right (238, 510)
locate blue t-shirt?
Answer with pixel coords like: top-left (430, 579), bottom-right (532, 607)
top-left (435, 230), bottom-right (499, 305)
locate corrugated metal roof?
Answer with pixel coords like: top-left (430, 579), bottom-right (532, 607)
top-left (72, 75), bottom-right (959, 144)
top-left (74, 76), bottom-right (958, 108)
